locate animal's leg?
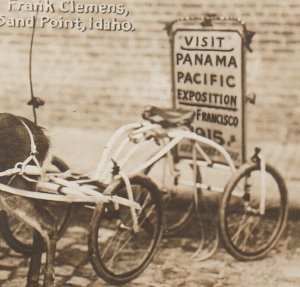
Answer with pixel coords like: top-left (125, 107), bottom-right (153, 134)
top-left (0, 194), bottom-right (58, 287)
top-left (26, 231), bottom-right (43, 287)
top-left (43, 233), bottom-right (57, 287)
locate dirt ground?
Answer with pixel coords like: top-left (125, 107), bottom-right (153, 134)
top-left (0, 206), bottom-right (299, 287)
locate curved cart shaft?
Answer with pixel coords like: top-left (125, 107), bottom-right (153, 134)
top-left (0, 180), bottom-right (141, 211)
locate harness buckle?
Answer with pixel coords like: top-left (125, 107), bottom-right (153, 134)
top-left (14, 162), bottom-right (25, 175)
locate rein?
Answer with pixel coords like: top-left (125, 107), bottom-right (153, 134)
top-left (27, 1), bottom-right (45, 125)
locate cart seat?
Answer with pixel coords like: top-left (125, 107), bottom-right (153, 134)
top-left (142, 106), bottom-right (195, 128)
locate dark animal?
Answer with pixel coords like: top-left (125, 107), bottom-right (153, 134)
top-left (0, 113), bottom-right (57, 287)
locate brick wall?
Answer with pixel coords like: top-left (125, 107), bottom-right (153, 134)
top-left (0, 0), bottom-right (299, 143)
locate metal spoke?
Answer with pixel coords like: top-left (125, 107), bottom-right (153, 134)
top-left (101, 224), bottom-right (123, 259)
top-left (138, 205), bottom-right (156, 228)
top-left (231, 215), bottom-right (250, 244)
top-left (238, 217), bottom-right (260, 251)
top-left (105, 230), bottom-right (132, 269)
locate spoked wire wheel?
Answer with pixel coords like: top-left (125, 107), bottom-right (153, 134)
top-left (145, 155), bottom-right (198, 237)
top-left (219, 162), bottom-right (288, 261)
top-left (88, 175), bottom-right (163, 285)
top-left (0, 156), bottom-right (73, 256)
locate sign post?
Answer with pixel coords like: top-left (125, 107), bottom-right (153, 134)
top-left (167, 16), bottom-right (253, 166)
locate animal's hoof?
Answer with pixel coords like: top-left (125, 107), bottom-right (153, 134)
top-left (26, 274), bottom-right (40, 287)
top-left (43, 273), bottom-right (55, 287)
top-left (26, 283), bottom-right (39, 287)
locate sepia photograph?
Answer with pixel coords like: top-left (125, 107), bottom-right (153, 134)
top-left (0, 0), bottom-right (299, 286)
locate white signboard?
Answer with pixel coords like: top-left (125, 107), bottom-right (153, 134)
top-left (172, 26), bottom-right (245, 166)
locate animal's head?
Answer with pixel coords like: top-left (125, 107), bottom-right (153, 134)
top-left (0, 113), bottom-right (50, 192)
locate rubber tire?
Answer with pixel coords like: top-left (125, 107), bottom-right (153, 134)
top-left (88, 175), bottom-right (163, 285)
top-left (145, 155), bottom-right (200, 237)
top-left (0, 156), bottom-right (74, 256)
top-left (218, 162), bottom-right (288, 261)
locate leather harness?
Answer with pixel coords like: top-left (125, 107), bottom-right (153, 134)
top-left (0, 119), bottom-right (43, 183)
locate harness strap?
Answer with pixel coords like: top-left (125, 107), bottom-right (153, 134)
top-left (0, 118), bottom-right (42, 182)
top-left (18, 119), bottom-right (37, 155)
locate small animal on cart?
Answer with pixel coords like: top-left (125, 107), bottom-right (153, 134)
top-left (0, 112), bottom-right (58, 287)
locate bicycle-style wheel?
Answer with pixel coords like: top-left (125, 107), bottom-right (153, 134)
top-left (0, 156), bottom-right (73, 256)
top-left (88, 175), bottom-right (163, 285)
top-left (145, 155), bottom-right (199, 237)
top-left (219, 161), bottom-right (288, 261)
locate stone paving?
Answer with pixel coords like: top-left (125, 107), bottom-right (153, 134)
top-left (0, 206), bottom-right (299, 287)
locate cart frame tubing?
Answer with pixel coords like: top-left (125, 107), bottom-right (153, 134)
top-left (0, 115), bottom-right (268, 215)
top-left (90, 121), bottom-right (237, 196)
